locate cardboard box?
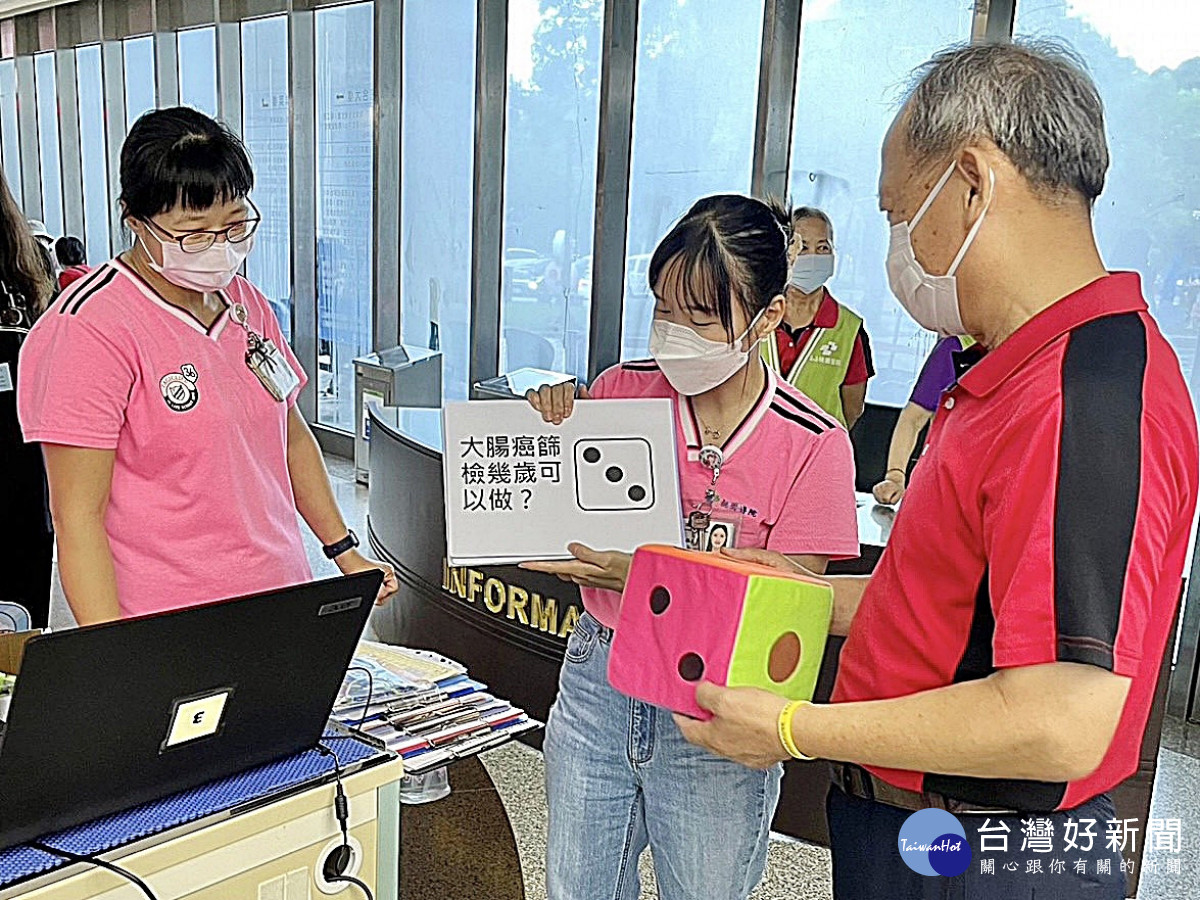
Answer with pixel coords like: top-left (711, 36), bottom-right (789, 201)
top-left (0, 630), bottom-right (41, 675)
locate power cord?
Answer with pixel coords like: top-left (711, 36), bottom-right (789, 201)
top-left (331, 871), bottom-right (374, 897)
top-left (316, 742), bottom-right (374, 900)
top-left (29, 841), bottom-right (158, 900)
top-left (345, 665), bottom-right (375, 732)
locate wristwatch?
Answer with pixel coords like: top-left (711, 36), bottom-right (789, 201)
top-left (322, 529), bottom-right (360, 560)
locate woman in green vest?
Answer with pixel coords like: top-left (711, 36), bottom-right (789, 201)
top-left (761, 207), bottom-right (873, 429)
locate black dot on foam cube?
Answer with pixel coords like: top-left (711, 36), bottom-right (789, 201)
top-left (678, 653), bottom-right (705, 682)
top-left (606, 466), bottom-right (623, 483)
top-left (768, 632), bottom-right (802, 683)
top-left (650, 586), bottom-right (670, 615)
top-left (583, 446), bottom-right (601, 464)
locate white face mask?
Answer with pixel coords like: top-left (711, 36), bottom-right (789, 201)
top-left (789, 253), bottom-right (835, 294)
top-left (649, 309), bottom-right (765, 396)
top-left (140, 230), bottom-right (254, 293)
top-left (886, 161), bottom-right (993, 336)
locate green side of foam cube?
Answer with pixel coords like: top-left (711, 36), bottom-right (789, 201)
top-left (726, 576), bottom-right (833, 702)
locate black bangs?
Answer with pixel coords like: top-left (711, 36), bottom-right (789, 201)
top-left (650, 236), bottom-right (738, 341)
top-left (155, 135), bottom-right (253, 213)
top-left (119, 108), bottom-right (254, 219)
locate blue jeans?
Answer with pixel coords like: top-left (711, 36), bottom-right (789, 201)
top-left (545, 612), bottom-right (782, 900)
top-left (828, 785), bottom-right (1128, 899)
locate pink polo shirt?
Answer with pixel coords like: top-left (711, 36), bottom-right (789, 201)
top-left (18, 259), bottom-right (312, 618)
top-left (582, 360), bottom-right (860, 628)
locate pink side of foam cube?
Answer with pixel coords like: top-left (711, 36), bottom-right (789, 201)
top-left (608, 548), bottom-right (748, 719)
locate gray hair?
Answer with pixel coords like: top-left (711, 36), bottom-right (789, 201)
top-left (902, 41), bottom-right (1109, 203)
top-left (790, 206), bottom-right (834, 246)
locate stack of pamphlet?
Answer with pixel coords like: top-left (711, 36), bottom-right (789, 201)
top-left (333, 642), bottom-right (539, 774)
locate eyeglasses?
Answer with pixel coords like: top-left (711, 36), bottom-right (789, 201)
top-left (143, 201), bottom-right (261, 253)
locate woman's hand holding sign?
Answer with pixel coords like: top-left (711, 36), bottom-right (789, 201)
top-left (527, 381), bottom-right (590, 425)
top-left (520, 543), bottom-right (633, 593)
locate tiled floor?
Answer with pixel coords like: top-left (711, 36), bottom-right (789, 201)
top-left (480, 736), bottom-right (1200, 900)
top-left (45, 454), bottom-right (1200, 897)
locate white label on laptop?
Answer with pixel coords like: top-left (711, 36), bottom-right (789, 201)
top-left (164, 689), bottom-right (231, 749)
top-left (0, 363), bottom-right (12, 393)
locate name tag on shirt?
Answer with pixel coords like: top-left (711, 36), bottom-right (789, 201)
top-left (684, 512), bottom-right (741, 553)
top-left (246, 337), bottom-right (300, 402)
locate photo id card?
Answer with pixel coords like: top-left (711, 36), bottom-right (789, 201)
top-left (246, 336), bottom-right (301, 402)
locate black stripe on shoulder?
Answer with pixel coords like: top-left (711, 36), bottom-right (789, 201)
top-left (54, 266), bottom-right (110, 315)
top-left (621, 361), bottom-right (660, 372)
top-left (1054, 312), bottom-right (1146, 670)
top-left (769, 403), bottom-right (823, 435)
top-left (773, 387), bottom-right (838, 430)
top-left (67, 268), bottom-right (119, 316)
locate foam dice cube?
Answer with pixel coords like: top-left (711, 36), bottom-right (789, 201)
top-left (608, 545), bottom-right (833, 720)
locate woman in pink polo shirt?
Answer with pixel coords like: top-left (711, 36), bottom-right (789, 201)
top-left (522, 195), bottom-right (859, 900)
top-left (18, 108), bottom-right (396, 624)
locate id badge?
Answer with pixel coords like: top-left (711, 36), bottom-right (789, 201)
top-left (246, 336), bottom-right (301, 402)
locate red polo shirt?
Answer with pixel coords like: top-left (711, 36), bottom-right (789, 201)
top-left (833, 273), bottom-right (1198, 812)
top-left (774, 292), bottom-right (874, 384)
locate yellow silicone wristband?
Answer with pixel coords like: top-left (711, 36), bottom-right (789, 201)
top-left (778, 700), bottom-right (814, 761)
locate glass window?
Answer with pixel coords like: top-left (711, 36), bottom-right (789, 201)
top-left (619, 0), bottom-right (765, 361)
top-left (0, 60), bottom-right (20, 208)
top-left (1014, 2), bottom-right (1200, 404)
top-left (242, 16), bottom-right (292, 342)
top-left (124, 36), bottom-right (157, 130)
top-left (1015, 0), bottom-right (1200, 642)
top-left (178, 27), bottom-right (218, 117)
top-left (501, 0), bottom-right (603, 380)
top-left (315, 2), bottom-right (374, 431)
top-left (76, 45), bottom-right (111, 264)
top-left (787, 0), bottom-right (974, 406)
top-left (34, 53), bottom-right (63, 237)
top-left (399, 1), bottom-right (475, 400)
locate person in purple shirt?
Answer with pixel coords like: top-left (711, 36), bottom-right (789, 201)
top-left (873, 335), bottom-right (973, 504)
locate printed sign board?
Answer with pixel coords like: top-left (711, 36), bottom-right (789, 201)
top-left (443, 400), bottom-right (683, 566)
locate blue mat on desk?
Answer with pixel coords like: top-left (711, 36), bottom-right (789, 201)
top-left (0, 734), bottom-right (383, 888)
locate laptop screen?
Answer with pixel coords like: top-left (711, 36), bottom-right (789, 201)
top-left (0, 570), bottom-right (382, 850)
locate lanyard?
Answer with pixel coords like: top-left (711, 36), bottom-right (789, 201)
top-left (686, 444), bottom-right (726, 533)
top-left (228, 300), bottom-right (265, 351)
top-left (227, 300), bottom-right (298, 403)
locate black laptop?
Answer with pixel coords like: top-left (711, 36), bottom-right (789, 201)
top-left (0, 570), bottom-right (383, 851)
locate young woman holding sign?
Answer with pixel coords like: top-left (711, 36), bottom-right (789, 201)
top-left (522, 194), bottom-right (859, 900)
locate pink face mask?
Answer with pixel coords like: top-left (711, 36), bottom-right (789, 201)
top-left (140, 231), bottom-right (254, 293)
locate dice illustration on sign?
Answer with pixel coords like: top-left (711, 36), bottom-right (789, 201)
top-left (608, 545), bottom-right (833, 720)
top-left (573, 438), bottom-right (655, 511)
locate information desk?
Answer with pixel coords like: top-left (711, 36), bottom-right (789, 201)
top-left (0, 743), bottom-right (403, 900)
top-left (367, 405), bottom-right (1168, 892)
